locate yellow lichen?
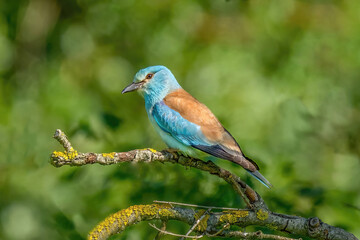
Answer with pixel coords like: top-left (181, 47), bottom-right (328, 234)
top-left (52, 151), bottom-right (68, 159)
top-left (88, 204), bottom-right (172, 240)
top-left (67, 150), bottom-right (78, 159)
top-left (141, 148), bottom-right (157, 153)
top-left (266, 223), bottom-right (279, 230)
top-left (52, 150), bottom-right (78, 160)
top-left (219, 210), bottom-right (249, 224)
top-left (158, 208), bottom-right (175, 217)
top-left (256, 209), bottom-right (269, 221)
top-left (148, 148), bottom-right (157, 153)
top-left (194, 210), bottom-right (210, 232)
top-left (141, 204), bottom-right (160, 215)
top-left (102, 152), bottom-right (116, 158)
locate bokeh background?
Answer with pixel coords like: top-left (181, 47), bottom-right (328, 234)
top-left (0, 0), bottom-right (359, 239)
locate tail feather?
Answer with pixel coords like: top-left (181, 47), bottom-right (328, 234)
top-left (247, 170), bottom-right (272, 189)
top-left (232, 156), bottom-right (272, 188)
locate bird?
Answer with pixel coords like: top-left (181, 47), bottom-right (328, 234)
top-left (122, 65), bottom-right (272, 188)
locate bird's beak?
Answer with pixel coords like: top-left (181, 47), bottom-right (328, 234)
top-left (122, 82), bottom-right (142, 94)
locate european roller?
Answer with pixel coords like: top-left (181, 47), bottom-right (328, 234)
top-left (122, 65), bottom-right (272, 188)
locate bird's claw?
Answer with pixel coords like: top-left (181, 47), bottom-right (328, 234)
top-left (165, 148), bottom-right (179, 158)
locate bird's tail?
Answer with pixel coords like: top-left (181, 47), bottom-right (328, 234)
top-left (247, 170), bottom-right (272, 189)
top-left (232, 155), bottom-right (272, 189)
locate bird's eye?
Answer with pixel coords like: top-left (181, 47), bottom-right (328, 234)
top-left (145, 73), bottom-right (153, 79)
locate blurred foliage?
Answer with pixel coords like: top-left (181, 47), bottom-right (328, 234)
top-left (0, 0), bottom-right (360, 239)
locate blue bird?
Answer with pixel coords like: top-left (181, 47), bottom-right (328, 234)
top-left (122, 66), bottom-right (272, 188)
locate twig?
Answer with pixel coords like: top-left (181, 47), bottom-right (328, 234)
top-left (153, 200), bottom-right (242, 211)
top-left (153, 221), bottom-right (167, 240)
top-left (53, 129), bottom-right (73, 152)
top-left (180, 208), bottom-right (212, 240)
top-left (222, 230), bottom-right (302, 239)
top-left (229, 175), bottom-right (251, 208)
top-left (206, 223), bottom-right (230, 237)
top-left (149, 223), bottom-right (204, 239)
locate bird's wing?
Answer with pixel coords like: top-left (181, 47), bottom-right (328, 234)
top-left (152, 89), bottom-right (259, 172)
top-left (152, 100), bottom-right (212, 147)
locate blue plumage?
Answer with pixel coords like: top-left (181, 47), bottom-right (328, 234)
top-left (152, 101), bottom-right (210, 147)
top-left (122, 65), bottom-right (272, 188)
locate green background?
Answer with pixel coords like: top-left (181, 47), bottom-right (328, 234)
top-left (0, 0), bottom-right (359, 239)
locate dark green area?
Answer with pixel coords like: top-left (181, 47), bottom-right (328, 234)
top-left (0, 0), bottom-right (359, 239)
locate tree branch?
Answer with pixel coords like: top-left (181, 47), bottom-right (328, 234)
top-left (50, 129), bottom-right (265, 209)
top-left (149, 223), bottom-right (204, 239)
top-left (86, 203), bottom-right (356, 240)
top-left (50, 129), bottom-right (358, 240)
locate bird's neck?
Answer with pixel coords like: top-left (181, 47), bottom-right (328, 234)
top-left (144, 86), bottom-right (181, 111)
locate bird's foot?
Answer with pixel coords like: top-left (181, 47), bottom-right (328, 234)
top-left (164, 148), bottom-right (180, 158)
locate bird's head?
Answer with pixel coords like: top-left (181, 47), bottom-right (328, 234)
top-left (122, 66), bottom-right (181, 101)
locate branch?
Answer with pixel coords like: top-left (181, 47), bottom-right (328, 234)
top-left (149, 223), bottom-right (204, 239)
top-left (50, 129), bottom-right (265, 209)
top-left (50, 129), bottom-right (358, 240)
top-left (86, 203), bottom-right (356, 240)
top-left (153, 220), bottom-right (167, 240)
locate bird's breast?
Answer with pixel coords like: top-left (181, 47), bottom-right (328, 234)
top-left (146, 113), bottom-right (198, 156)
